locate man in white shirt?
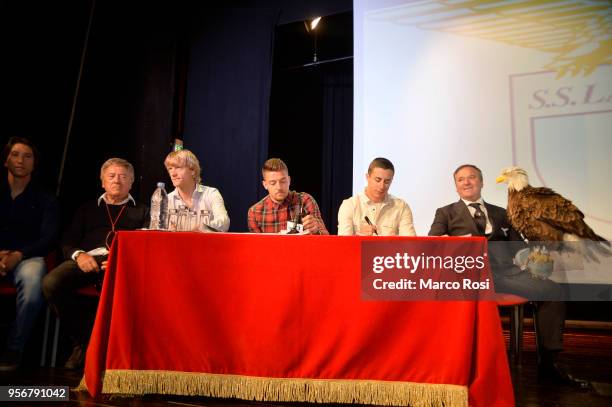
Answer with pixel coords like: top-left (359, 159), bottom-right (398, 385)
top-left (165, 149), bottom-right (230, 232)
top-left (337, 157), bottom-right (416, 236)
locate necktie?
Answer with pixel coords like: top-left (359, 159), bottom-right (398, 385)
top-left (469, 203), bottom-right (486, 236)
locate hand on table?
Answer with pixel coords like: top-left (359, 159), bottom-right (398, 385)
top-left (301, 214), bottom-right (320, 234)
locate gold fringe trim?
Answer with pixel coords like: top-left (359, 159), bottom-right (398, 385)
top-left (78, 370), bottom-right (468, 406)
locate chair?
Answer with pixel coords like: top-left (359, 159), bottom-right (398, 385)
top-left (494, 293), bottom-right (529, 365)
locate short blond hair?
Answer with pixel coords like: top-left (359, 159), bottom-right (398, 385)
top-left (262, 158), bottom-right (288, 177)
top-left (164, 149), bottom-right (201, 184)
top-left (100, 158), bottom-right (134, 182)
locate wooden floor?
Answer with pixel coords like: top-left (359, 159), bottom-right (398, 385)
top-left (1, 327), bottom-right (611, 406)
top-left (505, 328), bottom-right (612, 406)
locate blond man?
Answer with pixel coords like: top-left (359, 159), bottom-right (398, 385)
top-left (164, 149), bottom-right (229, 232)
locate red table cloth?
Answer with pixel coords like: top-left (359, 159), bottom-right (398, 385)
top-left (83, 231), bottom-right (513, 406)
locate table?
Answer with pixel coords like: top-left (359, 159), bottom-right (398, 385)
top-left (82, 231), bottom-right (514, 406)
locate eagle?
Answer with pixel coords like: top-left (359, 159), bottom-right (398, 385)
top-left (496, 167), bottom-right (610, 257)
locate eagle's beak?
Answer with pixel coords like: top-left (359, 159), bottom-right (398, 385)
top-left (496, 175), bottom-right (506, 183)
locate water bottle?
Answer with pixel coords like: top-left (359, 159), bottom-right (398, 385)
top-left (149, 182), bottom-right (168, 230)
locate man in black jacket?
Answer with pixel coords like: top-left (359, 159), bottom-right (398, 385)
top-left (0, 137), bottom-right (59, 371)
top-left (429, 164), bottom-right (585, 388)
top-left (42, 158), bottom-right (148, 369)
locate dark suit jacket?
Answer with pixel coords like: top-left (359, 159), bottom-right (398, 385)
top-left (428, 200), bottom-right (520, 240)
top-left (428, 200), bottom-right (524, 275)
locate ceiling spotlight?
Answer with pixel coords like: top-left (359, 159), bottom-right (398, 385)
top-left (304, 16), bottom-right (323, 63)
top-left (304, 16), bottom-right (322, 33)
top-left (310, 17), bottom-right (321, 30)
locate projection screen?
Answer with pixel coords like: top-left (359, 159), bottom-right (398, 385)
top-left (354, 0), bottom-right (612, 240)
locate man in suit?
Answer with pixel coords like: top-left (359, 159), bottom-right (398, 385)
top-left (429, 164), bottom-right (586, 387)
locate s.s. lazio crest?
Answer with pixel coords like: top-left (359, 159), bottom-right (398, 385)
top-left (509, 66), bottom-right (612, 240)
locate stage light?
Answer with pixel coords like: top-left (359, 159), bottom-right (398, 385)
top-left (304, 17), bottom-right (323, 63)
top-left (310, 17), bottom-right (321, 31)
top-left (304, 16), bottom-right (322, 33)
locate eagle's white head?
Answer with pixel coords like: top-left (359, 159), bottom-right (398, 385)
top-left (496, 167), bottom-right (529, 192)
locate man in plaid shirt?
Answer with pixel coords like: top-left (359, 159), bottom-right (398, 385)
top-left (248, 158), bottom-right (328, 234)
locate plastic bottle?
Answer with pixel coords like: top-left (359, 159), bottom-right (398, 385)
top-left (149, 182), bottom-right (168, 230)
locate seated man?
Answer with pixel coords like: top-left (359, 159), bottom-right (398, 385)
top-left (164, 149), bottom-right (230, 231)
top-left (248, 158), bottom-right (328, 234)
top-left (42, 158), bottom-right (148, 370)
top-left (0, 137), bottom-right (59, 371)
top-left (428, 163), bottom-right (584, 387)
top-left (338, 157), bottom-right (416, 236)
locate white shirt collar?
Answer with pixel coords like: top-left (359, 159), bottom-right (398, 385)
top-left (97, 193), bottom-right (136, 206)
top-left (359, 189), bottom-right (392, 205)
top-left (461, 197), bottom-right (485, 207)
top-left (170, 184), bottom-right (204, 203)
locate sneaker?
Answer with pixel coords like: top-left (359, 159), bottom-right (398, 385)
top-left (64, 344), bottom-right (85, 370)
top-left (0, 350), bottom-right (22, 372)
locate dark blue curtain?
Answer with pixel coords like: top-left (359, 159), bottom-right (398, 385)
top-left (269, 12), bottom-right (353, 234)
top-left (321, 62), bottom-right (353, 234)
top-left (183, 8), bottom-right (279, 231)
top-left (268, 61), bottom-right (353, 235)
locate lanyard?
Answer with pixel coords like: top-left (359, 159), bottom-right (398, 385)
top-left (105, 203), bottom-right (127, 233)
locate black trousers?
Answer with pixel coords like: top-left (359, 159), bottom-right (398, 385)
top-left (42, 260), bottom-right (101, 346)
top-left (494, 271), bottom-right (566, 352)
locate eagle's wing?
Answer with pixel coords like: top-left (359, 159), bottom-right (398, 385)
top-left (521, 187), bottom-right (604, 241)
top-left (509, 188), bottom-right (566, 241)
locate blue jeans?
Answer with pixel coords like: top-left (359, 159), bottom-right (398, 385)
top-left (6, 257), bottom-right (46, 353)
